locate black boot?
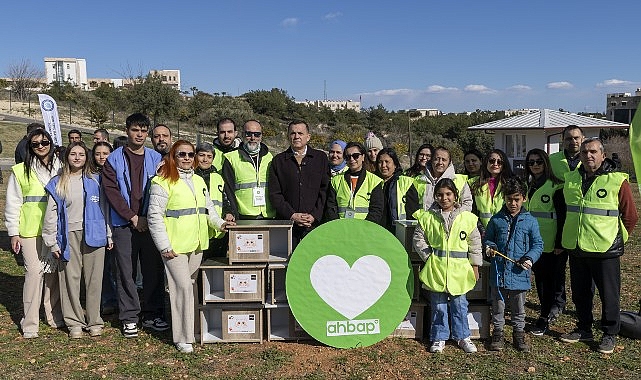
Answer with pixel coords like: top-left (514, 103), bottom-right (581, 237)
top-left (513, 330), bottom-right (530, 352)
top-left (489, 330), bottom-right (504, 351)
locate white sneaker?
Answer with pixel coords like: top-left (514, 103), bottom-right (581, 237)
top-left (175, 343), bottom-right (194, 353)
top-left (458, 337), bottom-right (477, 353)
top-left (429, 340), bottom-right (446, 353)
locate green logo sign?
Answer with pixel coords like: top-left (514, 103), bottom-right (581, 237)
top-left (286, 219), bottom-right (413, 348)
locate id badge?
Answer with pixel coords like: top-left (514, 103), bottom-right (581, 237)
top-left (252, 186), bottom-right (266, 206)
top-left (344, 210), bottom-right (356, 219)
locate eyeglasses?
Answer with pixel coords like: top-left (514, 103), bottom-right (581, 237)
top-left (244, 131), bottom-right (262, 138)
top-left (527, 159), bottom-right (544, 167)
top-left (176, 151), bottom-right (195, 158)
top-left (418, 153), bottom-right (431, 158)
top-left (488, 158), bottom-right (503, 165)
top-left (346, 152), bottom-right (363, 161)
top-left (30, 140), bottom-right (51, 148)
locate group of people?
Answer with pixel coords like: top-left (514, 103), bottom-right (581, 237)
top-left (4, 118), bottom-right (638, 356)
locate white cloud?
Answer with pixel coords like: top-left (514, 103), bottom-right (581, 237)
top-left (464, 84), bottom-right (496, 94)
top-left (323, 12), bottom-right (343, 21)
top-left (596, 79), bottom-right (635, 88)
top-left (507, 84), bottom-right (531, 91)
top-left (281, 18), bottom-right (299, 27)
top-left (372, 88), bottom-right (414, 96)
top-left (547, 81), bottom-right (573, 89)
top-left (426, 85), bottom-right (458, 93)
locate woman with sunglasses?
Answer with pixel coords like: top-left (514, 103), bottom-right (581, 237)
top-left (5, 128), bottom-right (64, 338)
top-left (147, 140), bottom-right (234, 353)
top-left (524, 148), bottom-right (566, 336)
top-left (471, 149), bottom-right (513, 227)
top-left (325, 142), bottom-right (383, 224)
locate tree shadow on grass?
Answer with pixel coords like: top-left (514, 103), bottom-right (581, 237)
top-left (0, 265), bottom-right (25, 328)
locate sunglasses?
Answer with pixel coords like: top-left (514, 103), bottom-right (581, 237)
top-left (488, 158), bottom-right (503, 165)
top-left (244, 131), bottom-right (262, 138)
top-left (31, 140), bottom-right (51, 148)
top-left (176, 151), bottom-right (195, 158)
top-left (527, 159), bottom-right (544, 167)
top-left (346, 152), bottom-right (363, 161)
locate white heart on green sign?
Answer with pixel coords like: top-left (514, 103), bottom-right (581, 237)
top-left (310, 254), bottom-right (391, 320)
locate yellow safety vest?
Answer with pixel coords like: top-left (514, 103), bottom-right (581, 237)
top-left (12, 163), bottom-right (47, 238)
top-left (208, 172), bottom-right (226, 239)
top-left (415, 209), bottom-right (478, 295)
top-left (473, 180), bottom-right (504, 227)
top-left (212, 146), bottom-right (226, 173)
top-left (332, 172), bottom-right (383, 219)
top-left (395, 175), bottom-right (415, 220)
top-left (152, 175), bottom-right (210, 254)
top-left (525, 179), bottom-right (562, 253)
top-left (549, 151), bottom-right (581, 183)
top-left (224, 150), bottom-right (275, 218)
top-left (562, 171), bottom-right (628, 252)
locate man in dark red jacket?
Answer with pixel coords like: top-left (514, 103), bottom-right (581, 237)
top-left (268, 120), bottom-right (329, 248)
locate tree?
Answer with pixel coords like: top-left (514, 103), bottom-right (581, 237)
top-left (242, 88), bottom-right (294, 119)
top-left (125, 74), bottom-right (182, 125)
top-left (6, 59), bottom-right (43, 101)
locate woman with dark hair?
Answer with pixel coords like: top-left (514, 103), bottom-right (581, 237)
top-left (5, 128), bottom-right (64, 338)
top-left (376, 148), bottom-right (419, 232)
top-left (92, 141), bottom-right (113, 172)
top-left (463, 149), bottom-right (484, 182)
top-left (471, 149), bottom-right (513, 227)
top-left (325, 142), bottom-right (384, 224)
top-left (405, 144), bottom-right (434, 178)
top-left (147, 140), bottom-right (234, 353)
top-left (42, 142), bottom-right (112, 338)
top-left (524, 148), bottom-right (567, 336)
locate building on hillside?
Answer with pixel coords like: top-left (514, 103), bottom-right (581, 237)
top-left (296, 99), bottom-right (361, 112)
top-left (44, 57), bottom-right (88, 90)
top-left (88, 78), bottom-right (126, 89)
top-left (606, 89), bottom-right (640, 124)
top-left (412, 108), bottom-right (440, 117)
top-left (468, 109), bottom-right (628, 177)
top-left (149, 69), bottom-right (181, 91)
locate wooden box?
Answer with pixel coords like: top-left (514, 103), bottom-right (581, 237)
top-left (466, 264), bottom-right (489, 301)
top-left (265, 303), bottom-right (311, 341)
top-left (467, 302), bottom-right (491, 340)
top-left (200, 304), bottom-right (263, 343)
top-left (266, 263), bottom-right (287, 305)
top-left (395, 220), bottom-right (422, 262)
top-left (201, 259), bottom-right (266, 303)
top-left (227, 220), bottom-right (293, 263)
top-left (391, 301), bottom-right (426, 339)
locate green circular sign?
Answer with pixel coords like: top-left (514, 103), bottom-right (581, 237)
top-left (286, 219), bottom-right (413, 348)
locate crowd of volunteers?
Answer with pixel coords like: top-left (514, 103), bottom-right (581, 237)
top-left (4, 117), bottom-right (638, 355)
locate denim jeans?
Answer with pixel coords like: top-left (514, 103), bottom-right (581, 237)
top-left (429, 291), bottom-right (471, 341)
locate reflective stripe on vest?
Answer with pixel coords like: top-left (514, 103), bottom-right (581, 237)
top-left (235, 181), bottom-right (268, 190)
top-left (224, 150), bottom-right (275, 218)
top-left (525, 179), bottom-right (562, 252)
top-left (166, 207), bottom-right (208, 218)
top-left (432, 249), bottom-right (468, 259)
top-left (565, 205), bottom-right (619, 217)
top-left (24, 195), bottom-right (47, 203)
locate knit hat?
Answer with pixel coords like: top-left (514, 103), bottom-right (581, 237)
top-left (364, 131), bottom-right (383, 150)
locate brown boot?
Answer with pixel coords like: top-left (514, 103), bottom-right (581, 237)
top-left (513, 330), bottom-right (530, 352)
top-left (489, 330), bottom-right (504, 351)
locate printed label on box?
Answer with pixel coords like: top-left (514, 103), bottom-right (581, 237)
top-left (236, 233), bottom-right (264, 254)
top-left (227, 314), bottom-right (256, 333)
top-left (468, 311), bottom-right (481, 330)
top-left (229, 274), bottom-right (258, 293)
top-left (397, 311), bottom-right (417, 330)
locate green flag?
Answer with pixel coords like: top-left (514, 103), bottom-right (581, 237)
top-left (631, 103), bottom-right (641, 192)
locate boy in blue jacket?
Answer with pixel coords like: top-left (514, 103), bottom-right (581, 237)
top-left (484, 177), bottom-right (543, 352)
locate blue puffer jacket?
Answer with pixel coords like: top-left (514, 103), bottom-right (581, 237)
top-left (484, 206), bottom-right (543, 291)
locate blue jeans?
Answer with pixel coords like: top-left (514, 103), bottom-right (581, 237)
top-left (429, 291), bottom-right (470, 341)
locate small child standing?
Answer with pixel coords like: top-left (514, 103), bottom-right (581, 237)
top-left (484, 177), bottom-right (543, 352)
top-left (413, 178), bottom-right (483, 353)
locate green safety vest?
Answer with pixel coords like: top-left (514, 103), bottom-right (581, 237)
top-left (332, 172), bottom-right (383, 219)
top-left (415, 209), bottom-right (478, 295)
top-left (395, 176), bottom-right (415, 220)
top-left (525, 179), bottom-right (563, 253)
top-left (208, 172), bottom-right (226, 239)
top-left (152, 175), bottom-right (210, 254)
top-left (473, 180), bottom-right (504, 227)
top-left (413, 173), bottom-right (468, 209)
top-left (12, 163), bottom-right (47, 238)
top-left (562, 171), bottom-right (628, 252)
top-left (549, 151), bottom-right (581, 183)
top-left (224, 150), bottom-right (275, 218)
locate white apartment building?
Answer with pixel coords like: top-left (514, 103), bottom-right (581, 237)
top-left (149, 69), bottom-right (181, 91)
top-left (44, 57), bottom-right (88, 90)
top-left (297, 99), bottom-right (361, 112)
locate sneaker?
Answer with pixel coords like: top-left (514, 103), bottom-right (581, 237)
top-left (560, 329), bottom-right (593, 343)
top-left (122, 322), bottom-right (138, 338)
top-left (489, 330), bottom-right (504, 351)
top-left (175, 343), bottom-right (194, 353)
top-left (530, 318), bottom-right (548, 336)
top-left (513, 330), bottom-right (530, 352)
top-left (142, 318), bottom-right (170, 331)
top-left (23, 331), bottom-right (38, 339)
top-left (597, 334), bottom-right (616, 354)
top-left (89, 326), bottom-right (103, 337)
top-left (429, 340), bottom-right (446, 353)
top-left (458, 337), bottom-right (477, 353)
top-left (69, 327), bottom-right (83, 339)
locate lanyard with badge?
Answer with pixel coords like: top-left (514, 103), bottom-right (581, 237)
top-left (250, 154), bottom-right (266, 207)
top-left (344, 178), bottom-right (357, 219)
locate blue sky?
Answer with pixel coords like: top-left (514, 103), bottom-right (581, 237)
top-left (2, 1), bottom-right (639, 114)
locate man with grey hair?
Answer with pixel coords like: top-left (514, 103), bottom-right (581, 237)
top-left (559, 137), bottom-right (638, 354)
